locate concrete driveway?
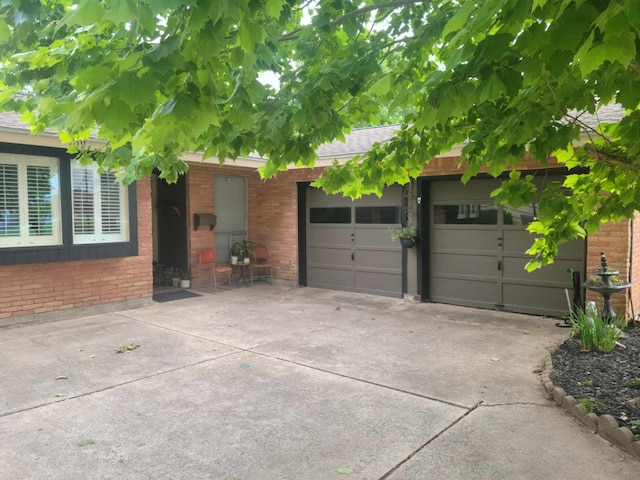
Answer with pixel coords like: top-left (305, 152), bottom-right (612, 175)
top-left (1, 285), bottom-right (637, 479)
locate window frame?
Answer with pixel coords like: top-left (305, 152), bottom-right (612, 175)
top-left (0, 142), bottom-right (138, 266)
top-left (0, 153), bottom-right (62, 248)
top-left (71, 160), bottom-right (129, 245)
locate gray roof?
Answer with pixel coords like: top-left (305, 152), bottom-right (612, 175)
top-left (316, 124), bottom-right (401, 159)
top-left (0, 111), bottom-right (30, 133)
top-left (315, 104), bottom-right (626, 158)
top-left (566, 103), bottom-right (626, 129)
top-left (0, 104), bottom-right (626, 158)
top-left (0, 110), bottom-right (58, 136)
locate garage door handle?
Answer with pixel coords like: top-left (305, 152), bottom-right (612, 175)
top-left (497, 260), bottom-right (502, 271)
top-left (351, 252), bottom-right (355, 261)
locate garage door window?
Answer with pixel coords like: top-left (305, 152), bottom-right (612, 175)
top-left (504, 204), bottom-right (537, 226)
top-left (355, 206), bottom-right (401, 224)
top-left (434, 204), bottom-right (498, 225)
top-left (310, 207), bottom-right (351, 224)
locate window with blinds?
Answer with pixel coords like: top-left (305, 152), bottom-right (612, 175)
top-left (71, 161), bottom-right (128, 244)
top-left (0, 154), bottom-right (61, 247)
top-left (0, 163), bottom-right (19, 237)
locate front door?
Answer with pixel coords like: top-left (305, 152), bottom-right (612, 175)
top-left (214, 176), bottom-right (248, 263)
top-left (153, 173), bottom-right (188, 272)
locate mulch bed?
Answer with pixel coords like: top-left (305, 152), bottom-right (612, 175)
top-left (550, 325), bottom-right (640, 437)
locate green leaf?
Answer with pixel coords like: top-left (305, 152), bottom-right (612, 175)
top-left (578, 33), bottom-right (637, 76)
top-left (442, 2), bottom-right (475, 39)
top-left (63, 0), bottom-right (106, 26)
top-left (78, 439), bottom-right (95, 447)
top-left (369, 75), bottom-right (392, 96)
top-left (337, 467), bottom-right (354, 474)
top-left (531, 0), bottom-right (547, 12)
top-left (265, 0), bottom-right (283, 19)
top-left (105, 0), bottom-right (137, 25)
top-left (0, 18), bottom-right (10, 43)
top-left (239, 21), bottom-right (264, 52)
top-left (478, 75), bottom-right (506, 103)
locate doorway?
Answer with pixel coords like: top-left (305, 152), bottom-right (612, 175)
top-left (152, 174), bottom-right (188, 275)
top-left (214, 176), bottom-right (248, 263)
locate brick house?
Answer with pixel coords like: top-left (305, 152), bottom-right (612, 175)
top-left (1, 110), bottom-right (638, 324)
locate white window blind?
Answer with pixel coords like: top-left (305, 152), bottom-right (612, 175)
top-left (0, 163), bottom-right (19, 237)
top-left (0, 154), bottom-right (61, 248)
top-left (71, 161), bottom-right (128, 244)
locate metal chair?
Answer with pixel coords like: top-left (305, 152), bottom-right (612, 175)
top-left (249, 245), bottom-right (273, 285)
top-left (198, 248), bottom-right (232, 291)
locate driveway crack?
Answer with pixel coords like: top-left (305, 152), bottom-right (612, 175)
top-left (252, 351), bottom-right (470, 410)
top-left (377, 401), bottom-right (483, 480)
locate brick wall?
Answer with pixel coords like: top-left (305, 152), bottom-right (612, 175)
top-left (586, 221), bottom-right (632, 318)
top-left (0, 178), bottom-right (153, 320)
top-left (631, 212), bottom-right (640, 321)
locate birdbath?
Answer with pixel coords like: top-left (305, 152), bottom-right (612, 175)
top-left (584, 252), bottom-right (631, 320)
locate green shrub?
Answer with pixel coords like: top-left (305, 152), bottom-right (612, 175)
top-left (570, 303), bottom-right (626, 353)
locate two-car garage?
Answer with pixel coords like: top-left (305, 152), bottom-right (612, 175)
top-left (303, 177), bottom-right (585, 317)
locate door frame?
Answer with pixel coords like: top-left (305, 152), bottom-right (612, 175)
top-left (214, 175), bottom-right (248, 263)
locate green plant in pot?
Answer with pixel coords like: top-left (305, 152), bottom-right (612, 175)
top-left (230, 240), bottom-right (256, 264)
top-left (180, 266), bottom-right (192, 288)
top-left (390, 225), bottom-right (417, 248)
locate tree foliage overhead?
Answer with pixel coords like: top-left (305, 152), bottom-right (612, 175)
top-left (1, 0), bottom-right (639, 268)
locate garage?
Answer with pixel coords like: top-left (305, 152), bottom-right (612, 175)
top-left (429, 178), bottom-right (585, 317)
top-left (306, 186), bottom-right (403, 297)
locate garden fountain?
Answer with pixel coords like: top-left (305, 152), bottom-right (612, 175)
top-left (584, 252), bottom-right (631, 320)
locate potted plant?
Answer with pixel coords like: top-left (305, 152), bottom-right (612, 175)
top-left (390, 225), bottom-right (417, 248)
top-left (230, 244), bottom-right (240, 265)
top-left (180, 266), bottom-right (192, 288)
top-left (230, 240), bottom-right (256, 263)
top-left (164, 267), bottom-right (183, 287)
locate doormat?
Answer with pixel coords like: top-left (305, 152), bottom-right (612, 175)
top-left (153, 290), bottom-right (202, 303)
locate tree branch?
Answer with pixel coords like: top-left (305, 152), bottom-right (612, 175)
top-left (583, 144), bottom-right (639, 171)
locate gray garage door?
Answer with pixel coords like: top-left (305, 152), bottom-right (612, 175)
top-left (306, 186), bottom-right (402, 297)
top-left (429, 179), bottom-right (585, 317)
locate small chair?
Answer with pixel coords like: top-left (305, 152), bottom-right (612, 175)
top-left (249, 245), bottom-right (273, 285)
top-left (198, 248), bottom-right (232, 291)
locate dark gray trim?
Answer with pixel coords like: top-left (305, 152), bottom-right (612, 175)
top-left (417, 177), bottom-right (428, 302)
top-left (297, 182), bottom-right (309, 286)
top-left (401, 246), bottom-right (407, 295)
top-left (0, 142), bottom-right (138, 266)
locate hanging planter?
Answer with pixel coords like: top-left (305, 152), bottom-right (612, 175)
top-left (390, 225), bottom-right (417, 249)
top-left (400, 237), bottom-right (415, 248)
